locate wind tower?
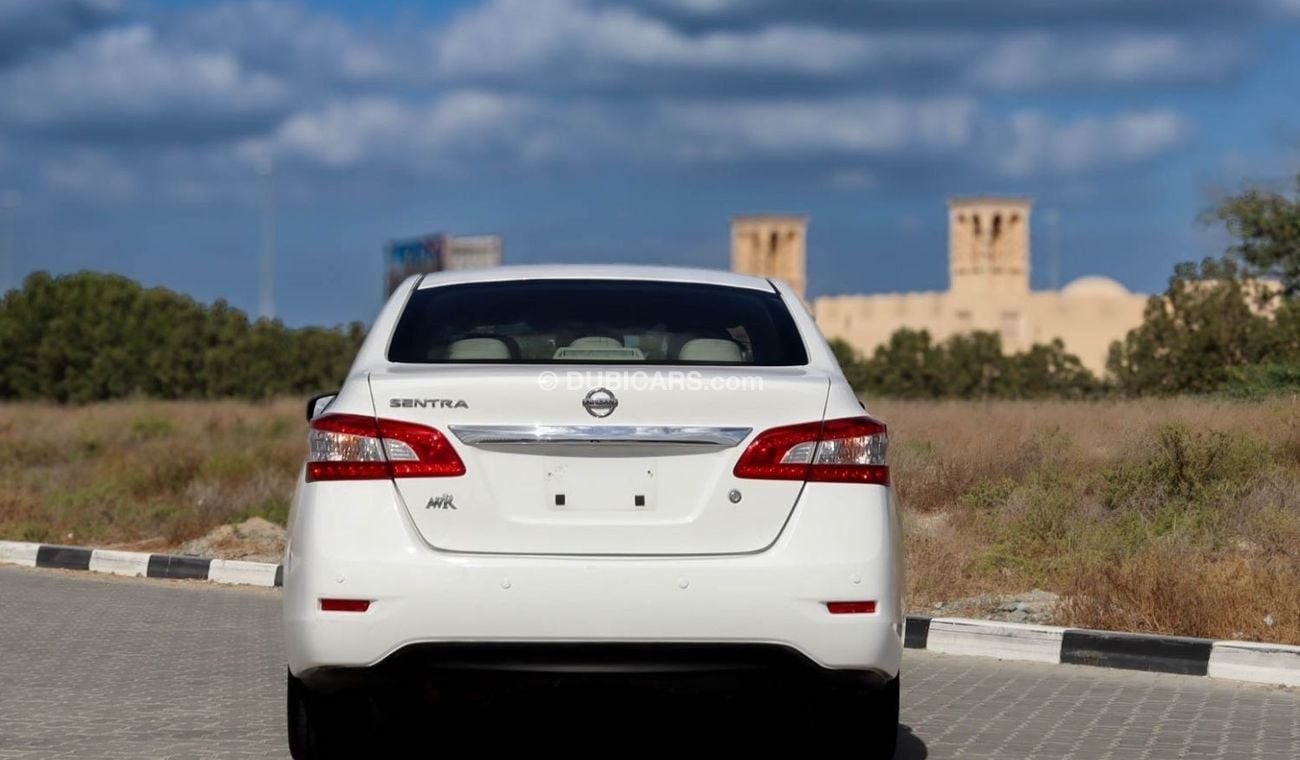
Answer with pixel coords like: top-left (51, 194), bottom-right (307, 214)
top-left (948, 198), bottom-right (1031, 298)
top-left (730, 214), bottom-right (808, 298)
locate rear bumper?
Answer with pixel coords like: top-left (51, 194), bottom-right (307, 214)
top-left (300, 642), bottom-right (895, 692)
top-left (283, 479), bottom-right (904, 681)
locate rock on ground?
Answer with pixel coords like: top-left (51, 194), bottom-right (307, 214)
top-left (928, 589), bottom-right (1060, 625)
top-left (179, 517), bottom-right (286, 563)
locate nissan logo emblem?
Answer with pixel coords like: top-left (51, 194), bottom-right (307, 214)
top-left (582, 387), bottom-right (618, 418)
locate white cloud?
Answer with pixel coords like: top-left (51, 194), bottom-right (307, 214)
top-left (972, 32), bottom-right (1245, 90)
top-left (0, 0), bottom-right (1227, 205)
top-left (997, 110), bottom-right (1191, 176)
top-left (435, 0), bottom-right (1251, 96)
top-left (176, 1), bottom-right (396, 84)
top-left (237, 91), bottom-right (985, 176)
top-left (435, 0), bottom-right (883, 82)
top-left (196, 85), bottom-right (981, 181)
top-left (0, 24), bottom-right (286, 135)
top-left (659, 96), bottom-right (977, 160)
top-left (244, 92), bottom-right (535, 170)
top-left (218, 90), bottom-right (1194, 186)
top-left (650, 0), bottom-right (748, 13)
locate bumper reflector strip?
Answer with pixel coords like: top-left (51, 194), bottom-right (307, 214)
top-left (320, 598), bottom-right (371, 613)
top-left (826, 601), bottom-right (877, 614)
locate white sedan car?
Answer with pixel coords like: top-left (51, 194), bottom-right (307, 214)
top-left (284, 265), bottom-right (903, 757)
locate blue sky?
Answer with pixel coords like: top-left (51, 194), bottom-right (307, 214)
top-left (1, 0), bottom-right (1299, 327)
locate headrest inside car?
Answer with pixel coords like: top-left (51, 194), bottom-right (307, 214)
top-left (677, 338), bottom-right (743, 363)
top-left (447, 337), bottom-right (512, 360)
top-left (567, 336), bottom-right (624, 349)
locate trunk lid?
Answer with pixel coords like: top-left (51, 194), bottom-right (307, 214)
top-left (368, 365), bottom-right (829, 555)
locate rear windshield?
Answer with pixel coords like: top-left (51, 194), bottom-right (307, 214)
top-left (387, 279), bottom-right (808, 365)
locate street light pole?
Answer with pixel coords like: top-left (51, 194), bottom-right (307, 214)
top-left (0, 191), bottom-right (18, 295)
top-left (1045, 208), bottom-right (1062, 292)
top-left (257, 160), bottom-right (276, 321)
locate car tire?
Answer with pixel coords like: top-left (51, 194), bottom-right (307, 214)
top-left (287, 671), bottom-right (378, 760)
top-left (814, 674), bottom-right (900, 759)
top-left (868, 675), bottom-right (901, 759)
top-left (286, 670), bottom-right (314, 759)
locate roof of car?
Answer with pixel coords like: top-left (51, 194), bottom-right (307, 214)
top-left (414, 264), bottom-right (778, 292)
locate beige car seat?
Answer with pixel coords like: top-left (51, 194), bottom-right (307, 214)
top-left (567, 336), bottom-right (624, 349)
top-left (447, 337), bottom-right (513, 360)
top-left (676, 338), bottom-right (744, 362)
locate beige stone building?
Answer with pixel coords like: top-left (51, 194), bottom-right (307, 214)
top-left (731, 200), bottom-right (1150, 375)
top-left (731, 214), bottom-right (809, 298)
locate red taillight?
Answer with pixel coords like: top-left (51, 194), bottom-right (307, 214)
top-left (306, 413), bottom-right (466, 482)
top-left (733, 416), bottom-right (888, 484)
top-left (320, 598), bottom-right (371, 612)
top-left (376, 418), bottom-right (467, 478)
top-left (731, 420), bottom-right (824, 480)
top-left (826, 601), bottom-right (877, 614)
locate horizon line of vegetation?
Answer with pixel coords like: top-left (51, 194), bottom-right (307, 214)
top-left (2, 175), bottom-right (1299, 402)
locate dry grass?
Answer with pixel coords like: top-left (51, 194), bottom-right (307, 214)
top-left (872, 397), bottom-right (1300, 644)
top-left (1, 396), bottom-right (1297, 644)
top-left (0, 399), bottom-right (304, 550)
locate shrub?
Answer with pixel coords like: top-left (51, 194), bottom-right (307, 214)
top-left (831, 331), bottom-right (1100, 399)
top-left (1101, 424), bottom-right (1269, 512)
top-left (0, 271), bottom-right (364, 402)
top-left (1219, 363), bottom-right (1300, 399)
top-left (879, 397), bottom-right (1300, 643)
top-left (1108, 258), bottom-right (1300, 396)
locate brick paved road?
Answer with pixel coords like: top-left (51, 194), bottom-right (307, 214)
top-left (1, 565), bottom-right (1296, 759)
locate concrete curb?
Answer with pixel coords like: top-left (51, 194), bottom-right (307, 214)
top-left (904, 614), bottom-right (1300, 689)
top-left (0, 540), bottom-right (281, 588)
top-left (3, 540), bottom-right (1295, 688)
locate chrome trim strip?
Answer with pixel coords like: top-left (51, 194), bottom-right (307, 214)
top-left (448, 424), bottom-right (752, 448)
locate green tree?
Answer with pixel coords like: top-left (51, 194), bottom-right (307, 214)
top-left (833, 328), bottom-right (1098, 400)
top-left (1107, 258), bottom-right (1283, 395)
top-left (1210, 174), bottom-right (1300, 297)
top-left (861, 328), bottom-right (947, 398)
top-left (0, 271), bottom-right (364, 402)
top-left (1006, 339), bottom-right (1099, 399)
top-left (937, 331), bottom-right (1006, 398)
top-left (827, 338), bottom-right (870, 392)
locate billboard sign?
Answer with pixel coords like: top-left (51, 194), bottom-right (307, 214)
top-left (385, 235), bottom-right (445, 296)
top-left (445, 235), bottom-right (503, 271)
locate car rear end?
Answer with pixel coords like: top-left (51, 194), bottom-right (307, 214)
top-left (283, 267), bottom-right (902, 756)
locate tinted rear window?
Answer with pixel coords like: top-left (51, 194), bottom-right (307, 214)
top-left (388, 279), bottom-right (808, 365)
